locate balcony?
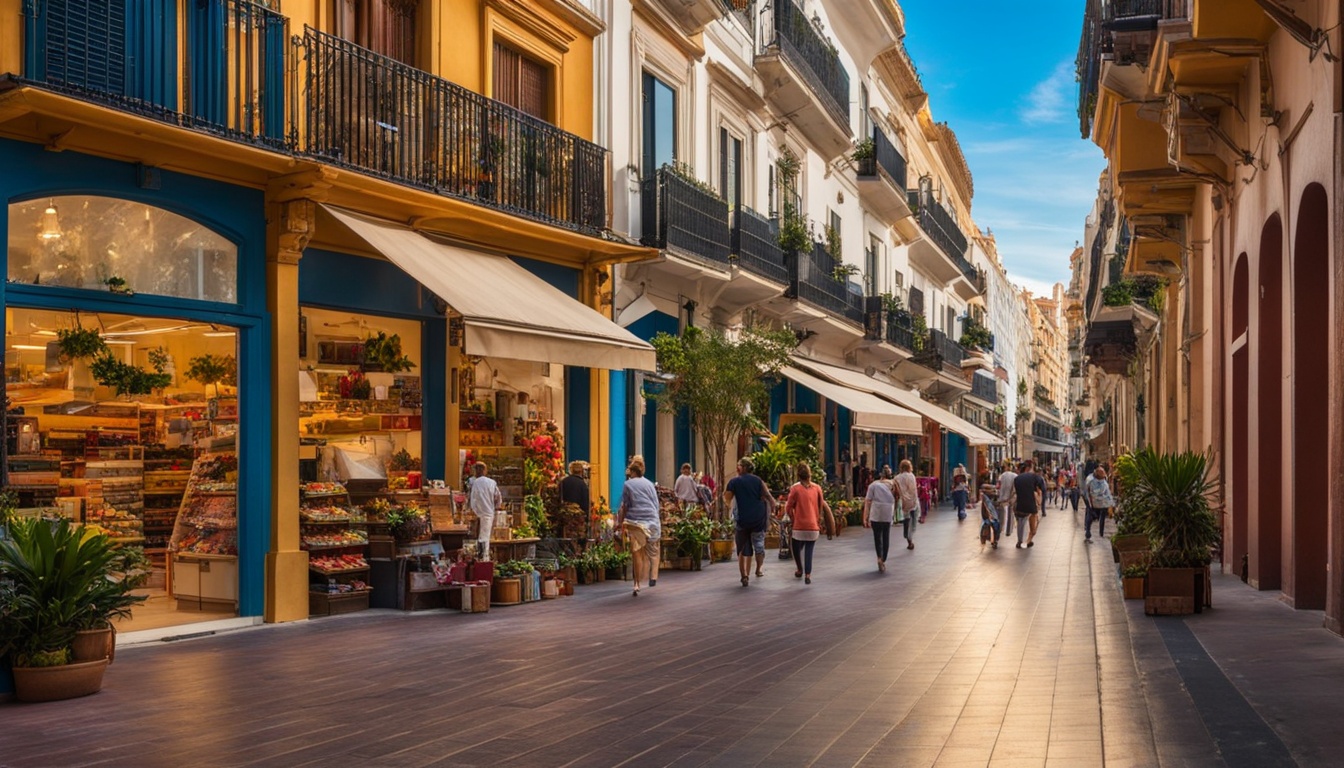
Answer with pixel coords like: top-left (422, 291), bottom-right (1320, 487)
top-left (756, 0), bottom-right (853, 158)
top-left (732, 207), bottom-right (790, 285)
top-left (299, 29), bottom-right (606, 234)
top-left (855, 125), bottom-right (912, 225)
top-left (641, 166), bottom-right (731, 267)
top-left (912, 328), bottom-right (966, 374)
top-left (649, 0), bottom-right (732, 34)
top-left (899, 189), bottom-right (979, 296)
top-left (20, 0), bottom-right (289, 148)
top-left (786, 242), bottom-right (865, 326)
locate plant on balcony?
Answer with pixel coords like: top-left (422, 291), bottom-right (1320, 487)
top-left (824, 225), bottom-right (843, 263)
top-left (647, 325), bottom-right (796, 517)
top-left (776, 146), bottom-right (801, 183)
top-left (879, 292), bottom-right (904, 314)
top-left (1018, 378), bottom-right (1028, 398)
top-left (851, 138), bottom-right (874, 164)
top-left (777, 204), bottom-right (810, 254)
top-left (666, 161), bottom-right (723, 200)
top-left (103, 275), bottom-right (132, 295)
top-left (958, 315), bottom-right (993, 351)
top-left (830, 263), bottom-right (859, 283)
top-left (1015, 405), bottom-right (1031, 424)
top-left (911, 313), bottom-right (929, 353)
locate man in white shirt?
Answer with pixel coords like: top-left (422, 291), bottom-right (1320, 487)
top-left (467, 461), bottom-right (502, 559)
top-left (673, 463), bottom-right (699, 510)
top-left (996, 463), bottom-right (1019, 538)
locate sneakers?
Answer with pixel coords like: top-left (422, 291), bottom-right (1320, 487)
top-left (907, 540), bottom-right (915, 550)
top-left (1016, 542), bottom-right (1024, 549)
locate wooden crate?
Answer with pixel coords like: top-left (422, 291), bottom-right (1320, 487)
top-left (492, 577), bottom-right (522, 605)
top-left (309, 590), bottom-right (370, 616)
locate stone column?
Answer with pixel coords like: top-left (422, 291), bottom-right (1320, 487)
top-left (264, 198), bottom-right (315, 623)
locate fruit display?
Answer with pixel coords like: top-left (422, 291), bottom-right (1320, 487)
top-left (310, 553), bottom-right (369, 572)
top-left (174, 529), bottom-right (237, 555)
top-left (300, 529), bottom-right (369, 550)
top-left (311, 578), bottom-right (368, 594)
top-left (180, 495), bottom-right (238, 530)
top-left (302, 481), bottom-right (347, 496)
top-left (300, 504), bottom-right (364, 522)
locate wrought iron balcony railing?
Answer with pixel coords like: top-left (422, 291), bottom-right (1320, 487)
top-left (21, 0), bottom-right (289, 148)
top-left (300, 28), bottom-right (606, 233)
top-left (908, 188), bottom-right (970, 266)
top-left (1076, 0), bottom-right (1189, 137)
top-left (641, 166), bottom-right (731, 265)
top-left (856, 125), bottom-right (908, 191)
top-left (1033, 419), bottom-right (1062, 441)
top-left (913, 327), bottom-right (966, 371)
top-left (766, 0), bottom-right (850, 126)
top-left (732, 206), bottom-right (789, 284)
top-left (787, 242), bottom-right (864, 325)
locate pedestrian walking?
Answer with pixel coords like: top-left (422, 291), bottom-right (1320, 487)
top-left (616, 456), bottom-right (661, 596)
top-left (1068, 470), bottom-right (1081, 512)
top-left (895, 459), bottom-right (920, 550)
top-left (978, 481), bottom-right (1001, 549)
top-left (724, 457), bottom-right (775, 587)
top-left (1009, 459), bottom-right (1047, 548)
top-left (673, 462), bottom-right (699, 511)
top-left (1083, 465), bottom-right (1116, 542)
top-left (782, 462), bottom-right (834, 584)
top-left (862, 465), bottom-right (897, 572)
top-left (467, 461), bottom-right (502, 559)
top-left (951, 468), bottom-right (970, 521)
top-left (996, 462), bottom-right (1018, 538)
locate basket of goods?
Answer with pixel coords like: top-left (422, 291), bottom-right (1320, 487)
top-left (385, 503), bottom-right (431, 543)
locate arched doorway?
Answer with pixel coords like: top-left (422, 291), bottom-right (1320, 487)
top-left (1231, 253), bottom-right (1249, 579)
top-left (1255, 215), bottom-right (1284, 590)
top-left (1291, 184), bottom-right (1329, 608)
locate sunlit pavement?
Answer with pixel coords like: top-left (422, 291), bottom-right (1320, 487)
top-left (3, 503), bottom-right (1338, 767)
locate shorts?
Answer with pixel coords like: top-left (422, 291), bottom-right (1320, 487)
top-left (735, 527), bottom-right (766, 557)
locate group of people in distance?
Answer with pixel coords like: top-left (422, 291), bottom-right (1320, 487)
top-left (608, 453), bottom-right (1124, 597)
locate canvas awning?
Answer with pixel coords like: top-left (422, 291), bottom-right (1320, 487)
top-left (325, 206), bottom-right (657, 371)
top-left (778, 366), bottom-right (922, 435)
top-left (792, 357), bottom-right (1003, 446)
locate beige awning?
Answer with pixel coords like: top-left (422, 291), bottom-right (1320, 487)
top-left (778, 366), bottom-right (922, 435)
top-left (325, 207), bottom-right (656, 371)
top-left (792, 357), bottom-right (1003, 446)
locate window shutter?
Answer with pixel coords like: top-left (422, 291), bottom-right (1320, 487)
top-left (910, 286), bottom-right (925, 318)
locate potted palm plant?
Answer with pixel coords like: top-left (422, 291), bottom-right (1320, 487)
top-left (0, 518), bottom-right (145, 702)
top-left (1126, 449), bottom-right (1220, 614)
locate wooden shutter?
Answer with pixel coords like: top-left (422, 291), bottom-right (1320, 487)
top-left (494, 42), bottom-right (548, 120)
top-left (910, 286), bottom-right (925, 318)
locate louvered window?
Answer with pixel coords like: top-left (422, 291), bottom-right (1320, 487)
top-left (35, 0), bottom-right (176, 109)
top-left (334, 0), bottom-right (417, 65)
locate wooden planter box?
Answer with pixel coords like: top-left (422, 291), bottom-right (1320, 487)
top-left (492, 577), bottom-right (522, 605)
top-left (310, 590), bottom-right (371, 616)
top-left (1122, 576), bottom-right (1145, 600)
top-left (710, 539), bottom-right (734, 562)
top-left (1144, 566), bottom-right (1208, 615)
top-left (1118, 549), bottom-right (1149, 572)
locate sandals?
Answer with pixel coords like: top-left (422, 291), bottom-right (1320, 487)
top-left (741, 576), bottom-right (750, 587)
top-left (794, 570), bottom-right (803, 578)
top-left (804, 576), bottom-right (811, 584)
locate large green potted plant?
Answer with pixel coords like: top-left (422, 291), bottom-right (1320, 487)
top-left (0, 518), bottom-right (145, 702)
top-left (1125, 449), bottom-right (1220, 614)
top-left (670, 515), bottom-right (713, 570)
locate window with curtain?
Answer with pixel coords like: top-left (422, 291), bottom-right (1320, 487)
top-left (494, 43), bottom-right (550, 120)
top-left (333, 0), bottom-right (418, 65)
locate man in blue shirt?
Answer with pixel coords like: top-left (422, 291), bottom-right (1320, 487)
top-left (724, 457), bottom-right (775, 587)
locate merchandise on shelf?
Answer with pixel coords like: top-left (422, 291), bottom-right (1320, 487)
top-left (168, 452), bottom-right (239, 556)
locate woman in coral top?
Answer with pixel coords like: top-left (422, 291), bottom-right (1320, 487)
top-left (781, 462), bottom-right (834, 584)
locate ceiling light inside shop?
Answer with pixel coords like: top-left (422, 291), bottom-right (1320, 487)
top-left (9, 344), bottom-right (49, 350)
top-left (39, 203), bottom-right (62, 240)
top-left (102, 339), bottom-right (136, 346)
top-left (202, 331), bottom-right (236, 337)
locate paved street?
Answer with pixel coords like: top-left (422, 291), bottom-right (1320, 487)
top-left (3, 503), bottom-right (1342, 767)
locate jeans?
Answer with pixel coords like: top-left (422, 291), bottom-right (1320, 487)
top-left (902, 515), bottom-right (918, 540)
top-left (871, 521), bottom-right (891, 561)
top-left (791, 538), bottom-right (816, 575)
top-left (1070, 488), bottom-right (1081, 512)
top-left (1085, 505), bottom-right (1108, 537)
top-left (1001, 503), bottom-right (1014, 536)
top-left (952, 489), bottom-right (969, 519)
top-left (1016, 514), bottom-right (1030, 544)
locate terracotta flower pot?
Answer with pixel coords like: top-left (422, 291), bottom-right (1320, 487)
top-left (71, 626), bottom-right (115, 664)
top-left (12, 659), bottom-right (110, 703)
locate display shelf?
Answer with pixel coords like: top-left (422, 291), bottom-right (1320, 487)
top-left (302, 541), bottom-right (370, 551)
top-left (310, 565), bottom-right (371, 576)
top-left (299, 482), bottom-right (371, 617)
top-left (169, 452), bottom-right (240, 557)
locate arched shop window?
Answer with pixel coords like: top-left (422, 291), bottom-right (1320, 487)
top-left (7, 196), bottom-right (238, 303)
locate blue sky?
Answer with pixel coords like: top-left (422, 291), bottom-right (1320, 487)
top-left (899, 0), bottom-right (1105, 296)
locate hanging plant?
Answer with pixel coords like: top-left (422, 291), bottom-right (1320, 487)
top-left (185, 354), bottom-right (237, 393)
top-left (89, 353), bottom-right (172, 397)
top-left (55, 327), bottom-right (107, 362)
top-left (361, 332), bottom-right (416, 373)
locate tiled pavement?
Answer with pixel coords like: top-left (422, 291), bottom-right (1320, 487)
top-left (3, 502), bottom-right (1343, 767)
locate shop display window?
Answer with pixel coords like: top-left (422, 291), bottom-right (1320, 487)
top-left (7, 196), bottom-right (238, 303)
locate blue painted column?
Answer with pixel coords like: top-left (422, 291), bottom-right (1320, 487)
top-left (609, 369), bottom-right (628, 509)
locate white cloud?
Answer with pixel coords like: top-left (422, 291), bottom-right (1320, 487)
top-left (1008, 274), bottom-right (1064, 298)
top-left (1020, 61), bottom-right (1075, 126)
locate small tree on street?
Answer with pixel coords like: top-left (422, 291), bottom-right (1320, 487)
top-left (648, 325), bottom-right (796, 516)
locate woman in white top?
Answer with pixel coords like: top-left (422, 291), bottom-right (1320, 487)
top-left (863, 466), bottom-right (897, 572)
